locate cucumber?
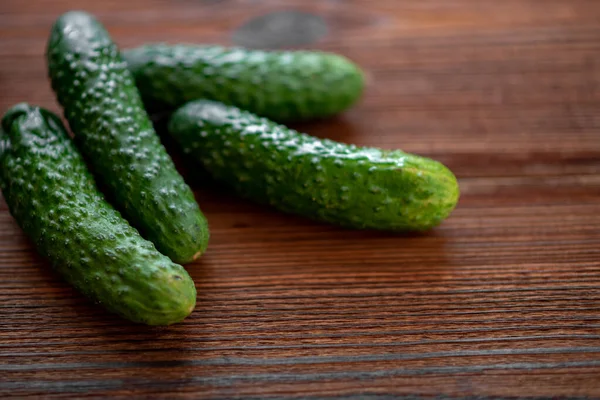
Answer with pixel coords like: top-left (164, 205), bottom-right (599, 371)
top-left (168, 100), bottom-right (460, 231)
top-left (47, 11), bottom-right (209, 264)
top-left (123, 44), bottom-right (365, 122)
top-left (0, 104), bottom-right (196, 325)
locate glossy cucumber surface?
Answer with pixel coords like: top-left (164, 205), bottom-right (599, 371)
top-left (47, 12), bottom-right (209, 264)
top-left (124, 44), bottom-right (365, 122)
top-left (0, 104), bottom-right (196, 325)
top-left (169, 100), bottom-right (460, 231)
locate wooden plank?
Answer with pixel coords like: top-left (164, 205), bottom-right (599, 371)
top-left (0, 0), bottom-right (599, 398)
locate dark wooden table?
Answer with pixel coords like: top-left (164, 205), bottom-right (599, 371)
top-left (1, 0), bottom-right (600, 398)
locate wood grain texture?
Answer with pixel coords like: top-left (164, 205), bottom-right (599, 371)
top-left (1, 0), bottom-right (600, 398)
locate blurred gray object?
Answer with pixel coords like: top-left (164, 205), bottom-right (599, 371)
top-left (232, 10), bottom-right (328, 48)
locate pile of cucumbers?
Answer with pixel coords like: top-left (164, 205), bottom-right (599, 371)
top-left (0, 11), bottom-right (459, 325)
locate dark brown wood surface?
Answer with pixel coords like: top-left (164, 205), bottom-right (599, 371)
top-left (1, 0), bottom-right (600, 398)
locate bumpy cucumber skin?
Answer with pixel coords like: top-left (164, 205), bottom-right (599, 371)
top-left (46, 12), bottom-right (209, 264)
top-left (168, 100), bottom-right (460, 231)
top-left (123, 44), bottom-right (365, 122)
top-left (0, 104), bottom-right (196, 325)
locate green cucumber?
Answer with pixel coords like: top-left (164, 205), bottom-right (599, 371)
top-left (0, 104), bottom-right (196, 325)
top-left (168, 100), bottom-right (459, 231)
top-left (123, 44), bottom-right (365, 122)
top-left (47, 11), bottom-right (209, 264)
